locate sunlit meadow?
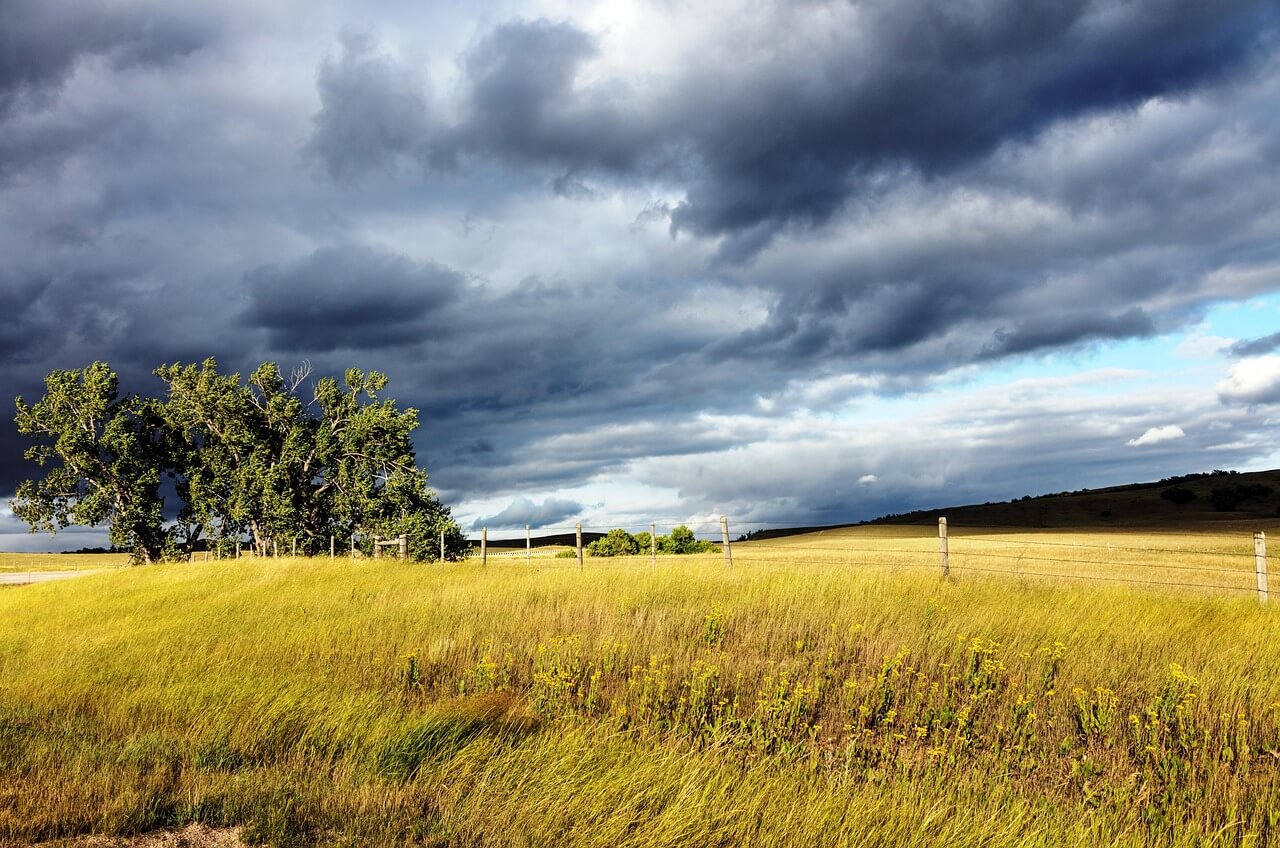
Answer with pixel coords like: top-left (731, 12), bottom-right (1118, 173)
top-left (1, 525), bottom-right (1278, 846)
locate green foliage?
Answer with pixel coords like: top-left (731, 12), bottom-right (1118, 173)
top-left (586, 528), bottom-right (640, 557)
top-left (13, 358), bottom-right (462, 562)
top-left (581, 526), bottom-right (711, 557)
top-left (657, 525), bottom-right (715, 554)
top-left (12, 363), bottom-right (170, 562)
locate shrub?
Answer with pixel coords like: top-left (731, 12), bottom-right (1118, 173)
top-left (658, 526), bottom-right (715, 555)
top-left (586, 529), bottom-right (640, 557)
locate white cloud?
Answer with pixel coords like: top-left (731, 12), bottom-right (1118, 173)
top-left (1175, 329), bottom-right (1235, 360)
top-left (858, 474), bottom-right (879, 484)
top-left (1126, 425), bottom-right (1186, 446)
top-left (1218, 355), bottom-right (1280, 404)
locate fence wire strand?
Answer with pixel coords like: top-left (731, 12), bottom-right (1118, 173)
top-left (952, 535), bottom-right (1251, 558)
top-left (460, 518), bottom-right (1268, 598)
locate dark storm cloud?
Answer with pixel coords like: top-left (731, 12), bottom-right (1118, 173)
top-left (243, 246), bottom-right (466, 352)
top-left (307, 18), bottom-right (658, 181)
top-left (3, 1), bottom-right (1280, 544)
top-left (307, 33), bottom-right (435, 181)
top-left (1230, 331), bottom-right (1280, 357)
top-left (983, 308), bottom-right (1157, 358)
top-left (669, 0), bottom-right (1278, 243)
top-left (471, 496), bottom-right (583, 530)
top-left (294, 1), bottom-right (1280, 385)
top-left (306, 1), bottom-right (1277, 250)
top-left (0, 0), bottom-right (215, 116)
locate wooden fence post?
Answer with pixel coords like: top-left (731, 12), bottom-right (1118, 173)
top-left (330, 536), bottom-right (335, 559)
top-left (576, 523), bottom-right (583, 570)
top-left (721, 516), bottom-right (732, 568)
top-left (399, 534), bottom-right (408, 560)
top-left (939, 517), bottom-right (949, 578)
top-left (291, 538), bottom-right (297, 558)
top-left (1256, 531), bottom-right (1269, 604)
top-left (273, 540), bottom-right (278, 558)
top-left (439, 530), bottom-right (445, 563)
top-left (526, 525), bottom-right (531, 566)
top-left (481, 527), bottom-right (488, 567)
top-left (235, 540), bottom-right (241, 559)
top-left (650, 522), bottom-right (656, 570)
top-left (374, 536), bottom-right (382, 559)
top-left (351, 534), bottom-right (356, 559)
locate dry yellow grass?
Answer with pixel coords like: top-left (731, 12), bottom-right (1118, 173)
top-left (737, 522), bottom-right (1275, 594)
top-left (1, 524), bottom-right (1277, 846)
top-left (0, 552), bottom-right (129, 573)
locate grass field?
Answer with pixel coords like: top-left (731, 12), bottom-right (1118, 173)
top-left (0, 552), bottom-right (129, 573)
top-left (1, 526), bottom-right (1278, 846)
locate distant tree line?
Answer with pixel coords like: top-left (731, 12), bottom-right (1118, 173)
top-left (585, 526), bottom-right (716, 557)
top-left (11, 359), bottom-right (467, 563)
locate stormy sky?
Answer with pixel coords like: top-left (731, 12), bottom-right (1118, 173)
top-left (3, 0), bottom-right (1280, 549)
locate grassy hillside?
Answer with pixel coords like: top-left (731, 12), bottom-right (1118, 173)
top-left (2, 531), bottom-right (1278, 846)
top-left (870, 468), bottom-right (1280, 529)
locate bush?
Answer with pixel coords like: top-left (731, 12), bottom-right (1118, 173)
top-left (586, 529), bottom-right (640, 557)
top-left (658, 525), bottom-right (715, 555)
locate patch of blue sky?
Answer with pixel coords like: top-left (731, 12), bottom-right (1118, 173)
top-left (1199, 293), bottom-right (1280, 341)
top-left (833, 295), bottom-right (1279, 428)
top-left (944, 294), bottom-right (1280, 397)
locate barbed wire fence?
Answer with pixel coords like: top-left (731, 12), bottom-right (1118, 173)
top-left (460, 516), bottom-right (1272, 605)
top-left (164, 515), bottom-right (1272, 605)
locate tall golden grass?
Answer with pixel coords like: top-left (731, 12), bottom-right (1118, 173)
top-left (0, 525), bottom-right (1277, 846)
top-left (0, 552), bottom-right (128, 573)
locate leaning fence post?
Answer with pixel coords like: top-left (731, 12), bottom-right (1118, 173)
top-left (526, 524), bottom-right (531, 566)
top-left (650, 522), bottom-right (657, 570)
top-left (481, 527), bottom-right (488, 567)
top-left (1255, 531), bottom-right (1268, 604)
top-left (939, 517), bottom-right (949, 578)
top-left (721, 515), bottom-right (732, 567)
top-left (576, 523), bottom-right (583, 570)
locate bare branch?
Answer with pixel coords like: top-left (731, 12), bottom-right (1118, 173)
top-left (289, 360), bottom-right (314, 394)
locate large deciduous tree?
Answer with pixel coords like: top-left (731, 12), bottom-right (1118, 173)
top-left (13, 358), bottom-right (463, 562)
top-left (12, 362), bottom-right (170, 563)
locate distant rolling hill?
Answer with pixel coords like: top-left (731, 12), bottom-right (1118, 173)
top-left (867, 468), bottom-right (1280, 529)
top-left (493, 469), bottom-right (1280, 547)
top-left (735, 469), bottom-right (1280, 542)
